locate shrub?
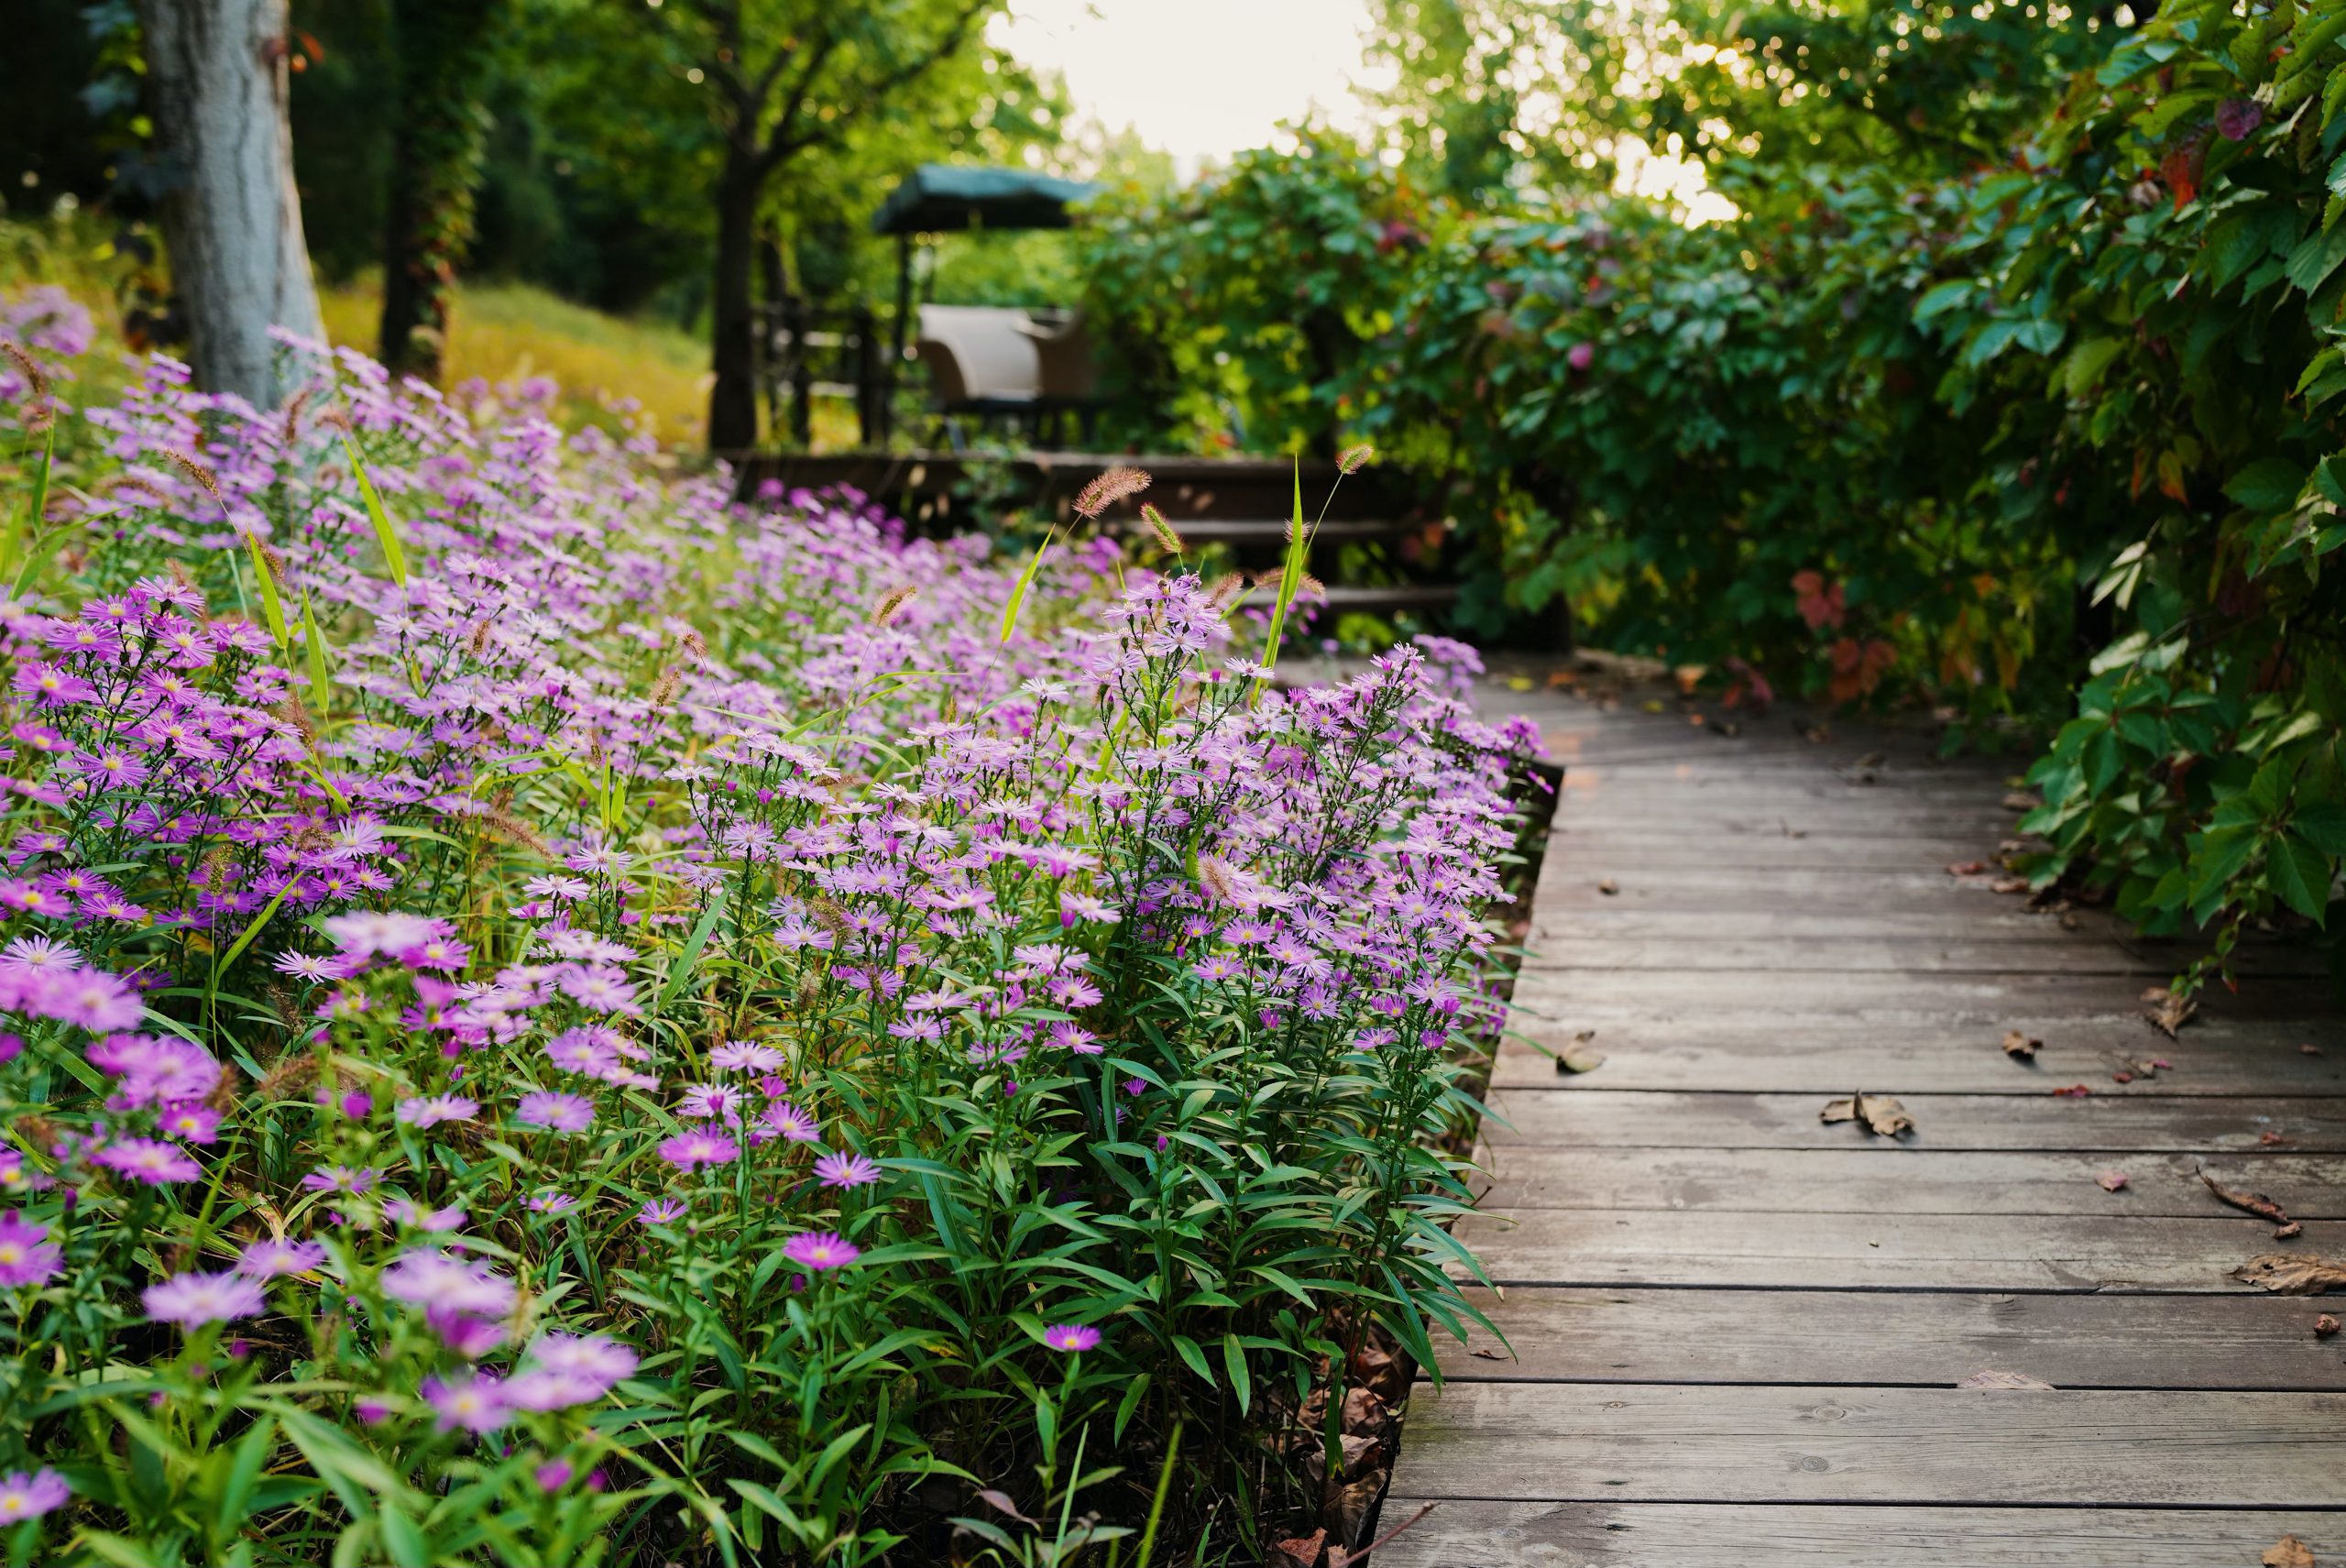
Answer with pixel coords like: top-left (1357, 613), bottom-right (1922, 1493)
top-left (0, 328), bottom-right (1537, 1563)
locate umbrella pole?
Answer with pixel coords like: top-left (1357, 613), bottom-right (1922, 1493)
top-left (884, 232), bottom-right (915, 447)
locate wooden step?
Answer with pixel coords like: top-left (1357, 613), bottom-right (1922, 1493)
top-left (1240, 582), bottom-right (1459, 619)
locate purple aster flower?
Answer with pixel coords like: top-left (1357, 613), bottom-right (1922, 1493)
top-left (93, 1137), bottom-right (203, 1185)
top-left (636, 1198), bottom-right (686, 1225)
top-left (321, 911), bottom-right (441, 957)
top-left (144, 1270), bottom-right (269, 1328)
top-left (534, 1460), bottom-right (574, 1491)
top-left (380, 1250), bottom-right (516, 1317)
top-left (300, 1164), bottom-right (378, 1195)
top-left (1042, 1323), bottom-right (1102, 1353)
top-left (780, 1231), bottom-right (860, 1271)
top-left (236, 1237), bottom-right (326, 1278)
top-left (657, 1129), bottom-right (739, 1171)
top-left (526, 1190), bottom-right (576, 1215)
top-left (394, 1093), bottom-right (477, 1129)
top-left (382, 1197), bottom-right (468, 1234)
top-left (813, 1151), bottom-right (882, 1189)
top-left (0, 1212), bottom-right (62, 1288)
top-left (157, 1103), bottom-right (223, 1143)
top-left (425, 1305), bottom-right (509, 1359)
top-left (422, 1372), bottom-right (510, 1434)
top-left (514, 1091), bottom-right (595, 1133)
top-left (760, 1102), bottom-right (821, 1143)
top-left (0, 1467), bottom-right (70, 1522)
top-left (710, 1040), bottom-right (784, 1072)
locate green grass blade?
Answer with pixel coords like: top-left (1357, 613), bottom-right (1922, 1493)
top-left (5, 419), bottom-right (54, 583)
top-left (241, 531), bottom-right (291, 648)
top-left (345, 435), bottom-right (409, 587)
top-left (998, 525), bottom-right (1059, 644)
top-left (1133, 1421), bottom-right (1179, 1566)
top-left (218, 876), bottom-right (297, 972)
top-left (1254, 458), bottom-right (1308, 698)
top-left (301, 588), bottom-right (334, 711)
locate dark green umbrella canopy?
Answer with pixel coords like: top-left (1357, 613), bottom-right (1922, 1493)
top-left (872, 164), bottom-right (1099, 236)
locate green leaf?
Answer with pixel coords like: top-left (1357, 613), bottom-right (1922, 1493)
top-left (241, 528), bottom-right (291, 648)
top-left (1221, 1331), bottom-right (1252, 1417)
top-left (2269, 833), bottom-right (2332, 922)
top-left (345, 436), bottom-right (409, 587)
top-left (2288, 220), bottom-right (2346, 295)
top-left (2225, 457), bottom-right (2307, 512)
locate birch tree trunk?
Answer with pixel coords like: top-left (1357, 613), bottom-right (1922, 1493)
top-left (137, 0), bottom-right (324, 409)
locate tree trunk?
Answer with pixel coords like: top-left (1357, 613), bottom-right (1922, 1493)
top-left (378, 0), bottom-right (502, 382)
top-left (137, 0), bottom-right (323, 408)
top-left (707, 146), bottom-right (762, 454)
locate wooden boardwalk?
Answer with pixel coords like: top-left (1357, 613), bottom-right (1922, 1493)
top-left (1379, 669), bottom-right (2346, 1567)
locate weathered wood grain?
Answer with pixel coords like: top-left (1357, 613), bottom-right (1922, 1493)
top-left (1451, 1206), bottom-right (2337, 1290)
top-left (1387, 677), bottom-right (2344, 1565)
top-left (1486, 1023), bottom-right (2346, 1093)
top-left (1469, 1147), bottom-right (2346, 1216)
top-left (1389, 1384), bottom-right (2346, 1506)
top-left (1483, 1089), bottom-right (2346, 1152)
top-left (1423, 1286), bottom-right (2346, 1388)
top-left (1373, 1503), bottom-right (2344, 1568)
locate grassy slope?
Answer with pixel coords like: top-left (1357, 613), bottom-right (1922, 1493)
top-left (319, 277), bottom-right (712, 447)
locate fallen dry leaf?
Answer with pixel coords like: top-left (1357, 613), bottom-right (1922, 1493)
top-left (2317, 1314), bottom-right (2341, 1338)
top-left (2001, 1030), bottom-right (2041, 1061)
top-left (2264, 1535), bottom-right (2315, 1568)
top-left (1821, 1090), bottom-right (1913, 1138)
top-left (2302, 1043), bottom-right (2324, 1056)
top-left (2262, 1128), bottom-right (2290, 1146)
top-left (2052, 1083), bottom-right (2093, 1098)
top-left (1957, 1368), bottom-right (2055, 1390)
top-left (1557, 1028), bottom-right (1606, 1075)
top-left (1469, 1347), bottom-right (1508, 1360)
top-left (1596, 878), bottom-right (1619, 896)
top-left (2001, 791), bottom-right (2037, 811)
top-left (2199, 1169), bottom-right (2291, 1225)
top-left (1990, 876), bottom-right (2030, 895)
top-left (2231, 1254), bottom-right (2346, 1295)
top-left (1946, 860), bottom-right (1989, 876)
top-left (1272, 1529), bottom-right (1326, 1568)
top-left (2141, 987), bottom-right (2198, 1037)
top-left (2277, 1222), bottom-right (2305, 1240)
top-left (2096, 1170), bottom-right (2129, 1192)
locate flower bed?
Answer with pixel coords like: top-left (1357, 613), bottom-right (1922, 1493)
top-left (0, 329), bottom-right (1540, 1564)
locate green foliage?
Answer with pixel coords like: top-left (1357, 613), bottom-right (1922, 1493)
top-left (1080, 0), bottom-right (2346, 981)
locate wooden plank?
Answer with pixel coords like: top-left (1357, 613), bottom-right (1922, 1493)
top-left (1450, 1206), bottom-right (2336, 1290)
top-left (1470, 1147), bottom-right (2346, 1216)
top-left (1424, 1286), bottom-right (2346, 1388)
top-left (1519, 937), bottom-right (2179, 976)
top-left (1483, 1090), bottom-right (2346, 1152)
top-left (1508, 969), bottom-right (2341, 1022)
top-left (1387, 1384), bottom-right (2346, 1506)
top-left (1487, 1023), bottom-right (2346, 1093)
top-left (1372, 1503), bottom-right (2346, 1568)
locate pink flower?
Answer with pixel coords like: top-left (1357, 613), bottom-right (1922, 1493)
top-left (658, 1129), bottom-right (739, 1170)
top-left (780, 1231), bottom-right (860, 1271)
top-left (395, 1094), bottom-right (477, 1129)
top-left (144, 1270), bottom-right (268, 1328)
top-left (235, 1238), bottom-right (326, 1277)
top-left (1567, 341), bottom-right (1595, 371)
top-left (0, 1467), bottom-right (71, 1521)
top-left (94, 1137), bottom-right (202, 1185)
top-left (422, 1372), bottom-right (510, 1434)
top-left (813, 1151), bottom-right (882, 1189)
top-left (0, 1212), bottom-right (62, 1288)
top-left (1042, 1323), bottom-right (1101, 1353)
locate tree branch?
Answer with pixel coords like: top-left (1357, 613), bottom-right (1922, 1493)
top-left (758, 0), bottom-right (991, 170)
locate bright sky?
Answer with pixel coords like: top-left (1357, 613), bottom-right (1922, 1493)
top-left (989, 0), bottom-right (1382, 176)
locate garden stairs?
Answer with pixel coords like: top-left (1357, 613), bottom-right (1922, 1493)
top-left (732, 451), bottom-right (1460, 623)
top-left (1376, 658), bottom-right (2346, 1567)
